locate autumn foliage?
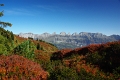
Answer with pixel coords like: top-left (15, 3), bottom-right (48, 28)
top-left (0, 55), bottom-right (48, 80)
top-left (1, 27), bottom-right (120, 79)
top-left (50, 41), bottom-right (120, 79)
top-left (51, 41), bottom-right (120, 60)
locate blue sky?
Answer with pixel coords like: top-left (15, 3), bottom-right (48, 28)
top-left (0, 0), bottom-right (120, 35)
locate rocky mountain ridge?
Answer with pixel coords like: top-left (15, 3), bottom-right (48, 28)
top-left (18, 32), bottom-right (120, 49)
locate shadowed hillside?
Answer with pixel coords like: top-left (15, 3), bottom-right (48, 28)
top-left (50, 41), bottom-right (120, 80)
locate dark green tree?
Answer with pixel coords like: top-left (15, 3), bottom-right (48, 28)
top-left (37, 43), bottom-right (41, 50)
top-left (0, 4), bottom-right (12, 28)
top-left (11, 31), bottom-right (14, 40)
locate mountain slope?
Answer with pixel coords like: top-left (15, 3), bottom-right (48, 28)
top-left (1, 28), bottom-right (120, 79)
top-left (0, 28), bottom-right (58, 79)
top-left (18, 32), bottom-right (120, 49)
top-left (50, 41), bottom-right (120, 79)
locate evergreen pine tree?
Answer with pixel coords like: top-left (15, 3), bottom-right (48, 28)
top-left (0, 4), bottom-right (12, 28)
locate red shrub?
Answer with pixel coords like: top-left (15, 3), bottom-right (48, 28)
top-left (0, 55), bottom-right (48, 80)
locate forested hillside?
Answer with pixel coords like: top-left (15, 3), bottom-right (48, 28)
top-left (0, 27), bottom-right (120, 80)
top-left (0, 27), bottom-right (58, 79)
top-left (0, 27), bottom-right (14, 55)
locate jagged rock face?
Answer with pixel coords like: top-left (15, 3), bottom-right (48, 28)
top-left (18, 32), bottom-right (120, 49)
top-left (19, 33), bottom-right (34, 38)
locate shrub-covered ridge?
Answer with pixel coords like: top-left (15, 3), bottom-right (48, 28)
top-left (50, 41), bottom-right (120, 80)
top-left (0, 55), bottom-right (48, 80)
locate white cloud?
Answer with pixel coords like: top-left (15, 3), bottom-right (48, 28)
top-left (5, 8), bottom-right (34, 16)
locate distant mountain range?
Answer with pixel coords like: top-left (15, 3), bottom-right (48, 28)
top-left (18, 32), bottom-right (120, 49)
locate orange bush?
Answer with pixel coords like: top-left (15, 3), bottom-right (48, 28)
top-left (0, 55), bottom-right (48, 80)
